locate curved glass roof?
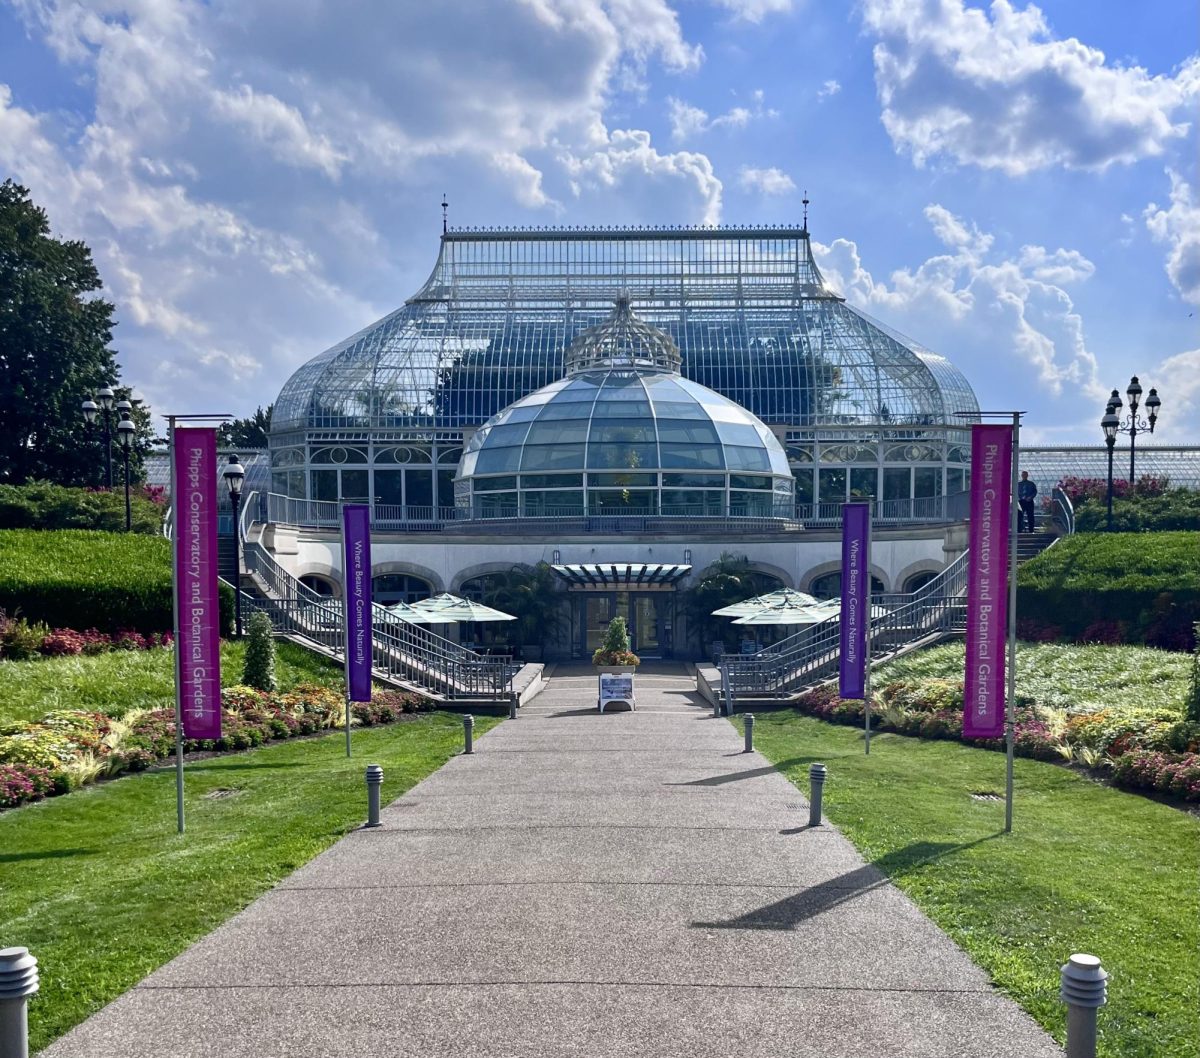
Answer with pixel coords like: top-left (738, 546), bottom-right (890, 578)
top-left (459, 369), bottom-right (792, 480)
top-left (271, 226), bottom-right (979, 439)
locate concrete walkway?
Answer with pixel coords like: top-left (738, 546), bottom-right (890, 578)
top-left (44, 666), bottom-right (1062, 1057)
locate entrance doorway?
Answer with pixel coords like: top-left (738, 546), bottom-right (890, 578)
top-left (579, 591), bottom-right (673, 658)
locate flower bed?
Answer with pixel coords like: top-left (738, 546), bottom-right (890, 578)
top-left (790, 677), bottom-right (1200, 802)
top-left (1, 612), bottom-right (175, 661)
top-left (0, 684), bottom-right (430, 809)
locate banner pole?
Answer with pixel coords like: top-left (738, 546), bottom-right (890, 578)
top-left (864, 503), bottom-right (873, 755)
top-left (168, 416), bottom-right (185, 835)
top-left (1005, 412), bottom-right (1021, 833)
top-left (341, 507), bottom-right (352, 758)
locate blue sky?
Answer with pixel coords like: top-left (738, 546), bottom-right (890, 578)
top-left (1, 0), bottom-right (1196, 442)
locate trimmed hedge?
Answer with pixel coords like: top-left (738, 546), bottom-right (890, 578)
top-left (0, 529), bottom-right (232, 636)
top-left (0, 482), bottom-right (166, 534)
top-left (1074, 490), bottom-right (1200, 533)
top-left (1018, 532), bottom-right (1200, 651)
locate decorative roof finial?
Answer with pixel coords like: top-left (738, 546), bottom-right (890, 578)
top-left (441, 194), bottom-right (449, 234)
top-left (802, 190), bottom-right (810, 236)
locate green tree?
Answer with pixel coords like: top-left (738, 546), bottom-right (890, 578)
top-left (242, 611), bottom-right (277, 691)
top-left (482, 562), bottom-right (566, 648)
top-left (0, 180), bottom-right (128, 485)
top-left (685, 552), bottom-right (782, 649)
top-left (220, 404), bottom-right (273, 449)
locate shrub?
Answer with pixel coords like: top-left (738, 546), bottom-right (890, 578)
top-left (1018, 532), bottom-right (1199, 650)
top-left (592, 616), bottom-right (640, 667)
top-left (1073, 488), bottom-right (1200, 533)
top-left (0, 763), bottom-right (60, 808)
top-left (0, 529), bottom-right (233, 635)
top-left (1187, 623), bottom-right (1200, 723)
top-left (242, 612), bottom-right (277, 691)
top-left (0, 481), bottom-right (165, 534)
top-left (0, 611), bottom-right (49, 660)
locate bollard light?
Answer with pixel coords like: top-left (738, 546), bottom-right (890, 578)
top-left (1061, 953), bottom-right (1107, 1058)
top-left (364, 764), bottom-right (384, 828)
top-left (0, 946), bottom-right (39, 1058)
top-left (463, 714), bottom-right (474, 754)
top-left (744, 713), bottom-right (755, 753)
top-left (509, 695), bottom-right (518, 720)
top-left (808, 763), bottom-right (827, 827)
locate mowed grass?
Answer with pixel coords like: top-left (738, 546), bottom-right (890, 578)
top-left (0, 714), bottom-right (499, 1054)
top-left (0, 640), bottom-right (344, 727)
top-left (876, 640), bottom-right (1191, 715)
top-left (748, 713), bottom-right (1200, 1058)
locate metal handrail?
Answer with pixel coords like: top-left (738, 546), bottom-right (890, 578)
top-left (722, 550), bottom-right (969, 698)
top-left (241, 539), bottom-right (514, 700)
top-left (1050, 486), bottom-right (1074, 536)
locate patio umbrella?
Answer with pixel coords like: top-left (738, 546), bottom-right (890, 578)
top-left (732, 600), bottom-right (889, 626)
top-left (712, 588), bottom-right (820, 617)
top-left (381, 600), bottom-right (444, 624)
top-left (409, 593), bottom-right (517, 623)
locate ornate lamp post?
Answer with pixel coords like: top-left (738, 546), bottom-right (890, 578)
top-left (1105, 376), bottom-right (1162, 484)
top-left (1101, 403), bottom-right (1119, 531)
top-left (81, 385), bottom-right (116, 487)
top-left (222, 454), bottom-right (246, 637)
top-left (116, 411), bottom-right (136, 531)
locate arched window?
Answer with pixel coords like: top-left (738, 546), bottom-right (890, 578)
top-left (459, 573), bottom-right (507, 603)
top-left (372, 574), bottom-right (432, 605)
top-left (809, 571), bottom-right (886, 600)
top-left (300, 575), bottom-right (336, 597)
top-left (903, 570), bottom-right (938, 593)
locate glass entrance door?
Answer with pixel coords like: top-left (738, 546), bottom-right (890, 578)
top-left (585, 595), bottom-right (613, 654)
top-left (633, 595), bottom-right (660, 656)
top-left (579, 591), bottom-right (671, 658)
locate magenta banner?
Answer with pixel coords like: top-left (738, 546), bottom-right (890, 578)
top-left (964, 424), bottom-right (1014, 739)
top-left (839, 502), bottom-right (871, 699)
top-left (342, 504), bottom-right (373, 703)
top-left (173, 427), bottom-right (221, 740)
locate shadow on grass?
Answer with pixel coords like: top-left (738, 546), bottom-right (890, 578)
top-left (0, 848), bottom-right (97, 863)
top-left (692, 833), bottom-right (1003, 932)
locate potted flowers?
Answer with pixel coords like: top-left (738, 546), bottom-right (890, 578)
top-left (593, 617), bottom-right (639, 713)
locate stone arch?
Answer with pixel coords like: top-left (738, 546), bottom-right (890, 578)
top-left (895, 560), bottom-right (945, 594)
top-left (450, 561), bottom-right (529, 595)
top-left (739, 561), bottom-right (793, 590)
top-left (370, 560), bottom-right (445, 595)
top-left (291, 561), bottom-right (342, 598)
top-left (801, 560), bottom-right (890, 597)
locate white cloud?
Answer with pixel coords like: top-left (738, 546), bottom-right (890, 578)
top-left (813, 204), bottom-right (1103, 400)
top-left (737, 166), bottom-right (796, 195)
top-left (1144, 170), bottom-right (1200, 305)
top-left (862, 0), bottom-right (1199, 174)
top-left (0, 0), bottom-right (720, 413)
top-left (666, 89), bottom-right (776, 141)
top-left (1152, 348), bottom-right (1200, 437)
top-left (562, 128), bottom-right (723, 224)
top-left (708, 0), bottom-right (794, 22)
top-left (818, 79), bottom-right (841, 100)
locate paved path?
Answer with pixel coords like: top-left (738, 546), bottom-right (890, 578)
top-left (44, 666), bottom-right (1062, 1057)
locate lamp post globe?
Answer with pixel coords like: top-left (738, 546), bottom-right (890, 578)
top-left (117, 415), bottom-right (136, 531)
top-left (222, 454), bottom-right (247, 637)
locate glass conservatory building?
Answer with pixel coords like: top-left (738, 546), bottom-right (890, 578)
top-left (269, 224), bottom-right (980, 523)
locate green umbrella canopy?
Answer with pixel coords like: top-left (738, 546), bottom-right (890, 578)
top-left (409, 593), bottom-right (517, 623)
top-left (712, 588), bottom-right (820, 617)
top-left (381, 600), bottom-right (444, 624)
top-left (732, 600), bottom-right (889, 626)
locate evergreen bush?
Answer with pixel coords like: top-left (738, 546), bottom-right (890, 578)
top-left (1187, 623), bottom-right (1200, 724)
top-left (242, 612), bottom-right (277, 691)
top-left (591, 616), bottom-right (639, 667)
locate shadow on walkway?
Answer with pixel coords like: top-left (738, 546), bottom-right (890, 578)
top-left (692, 834), bottom-right (1003, 932)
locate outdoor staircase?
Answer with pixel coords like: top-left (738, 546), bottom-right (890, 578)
top-left (1017, 531), bottom-right (1057, 564)
top-left (698, 551), bottom-right (970, 706)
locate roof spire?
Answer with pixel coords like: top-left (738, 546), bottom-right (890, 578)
top-left (441, 194), bottom-right (449, 235)
top-left (801, 190), bottom-right (810, 237)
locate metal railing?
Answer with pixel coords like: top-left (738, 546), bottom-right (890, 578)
top-left (721, 551), bottom-right (969, 699)
top-left (241, 539), bottom-right (514, 700)
top-left (1050, 486), bottom-right (1075, 536)
top-left (263, 491), bottom-right (970, 533)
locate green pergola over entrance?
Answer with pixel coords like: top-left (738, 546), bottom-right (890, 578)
top-left (551, 563), bottom-right (691, 590)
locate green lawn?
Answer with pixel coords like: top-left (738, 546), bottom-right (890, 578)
top-left (0, 639), bottom-right (344, 727)
top-left (748, 712), bottom-right (1200, 1058)
top-left (0, 714), bottom-right (498, 1054)
top-left (876, 640), bottom-right (1192, 715)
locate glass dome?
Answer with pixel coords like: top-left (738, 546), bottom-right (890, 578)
top-left (457, 300), bottom-right (794, 519)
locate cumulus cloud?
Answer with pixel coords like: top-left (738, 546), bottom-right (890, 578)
top-left (818, 79), bottom-right (841, 99)
top-left (737, 166), bottom-right (796, 195)
top-left (666, 89), bottom-right (776, 141)
top-left (708, 0), bottom-right (795, 22)
top-left (0, 0), bottom-right (719, 413)
top-left (813, 204), bottom-right (1103, 401)
top-left (862, 0), bottom-right (1198, 174)
top-left (1144, 171), bottom-right (1200, 305)
top-left (1152, 348), bottom-right (1200, 434)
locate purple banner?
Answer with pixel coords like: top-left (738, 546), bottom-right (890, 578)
top-left (342, 504), bottom-right (373, 703)
top-left (173, 428), bottom-right (221, 740)
top-left (964, 424), bottom-right (1014, 739)
top-left (839, 502), bottom-right (871, 699)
